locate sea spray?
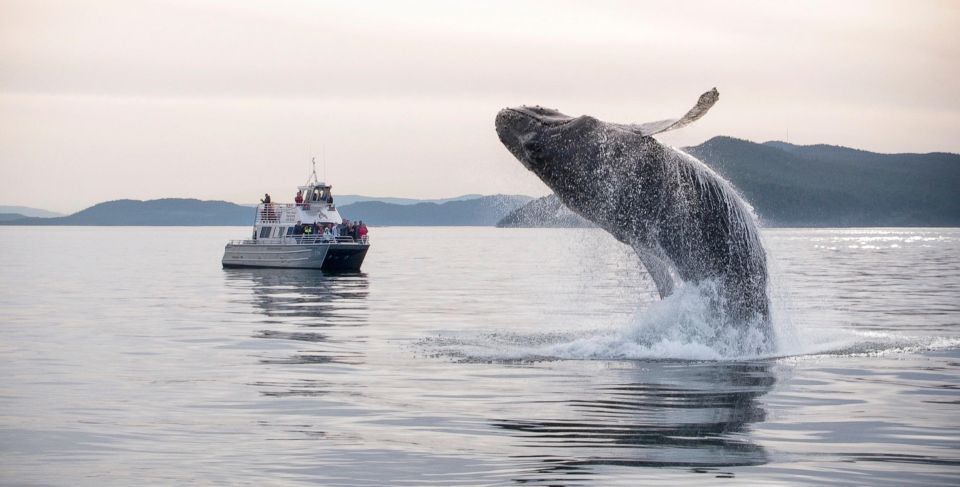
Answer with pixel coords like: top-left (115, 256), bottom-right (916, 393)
top-left (420, 280), bottom-right (773, 362)
top-left (417, 272), bottom-right (958, 362)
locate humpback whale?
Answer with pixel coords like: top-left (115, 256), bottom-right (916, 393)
top-left (495, 89), bottom-right (772, 341)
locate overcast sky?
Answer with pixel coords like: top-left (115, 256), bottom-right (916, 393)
top-left (1, 0), bottom-right (957, 213)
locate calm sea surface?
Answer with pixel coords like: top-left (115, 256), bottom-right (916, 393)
top-left (1, 226), bottom-right (958, 486)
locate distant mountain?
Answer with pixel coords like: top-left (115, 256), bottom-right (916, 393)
top-left (0, 213), bottom-right (29, 222)
top-left (339, 194), bottom-right (532, 226)
top-left (3, 199), bottom-right (252, 226)
top-left (0, 195), bottom-right (533, 227)
top-left (499, 137), bottom-right (960, 228)
top-left (0, 206), bottom-right (63, 218)
top-left (690, 137), bottom-right (960, 226)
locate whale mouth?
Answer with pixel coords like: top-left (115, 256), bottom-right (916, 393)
top-left (503, 106), bottom-right (575, 127)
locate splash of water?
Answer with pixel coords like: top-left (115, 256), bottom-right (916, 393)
top-left (418, 278), bottom-right (959, 362)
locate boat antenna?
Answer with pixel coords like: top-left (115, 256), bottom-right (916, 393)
top-left (308, 157), bottom-right (319, 185)
top-left (322, 147), bottom-right (327, 182)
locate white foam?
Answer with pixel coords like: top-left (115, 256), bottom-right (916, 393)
top-left (419, 280), bottom-right (960, 363)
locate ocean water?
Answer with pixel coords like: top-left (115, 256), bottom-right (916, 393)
top-left (1, 226), bottom-right (958, 486)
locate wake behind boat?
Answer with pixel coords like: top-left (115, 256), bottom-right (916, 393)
top-left (222, 163), bottom-right (370, 271)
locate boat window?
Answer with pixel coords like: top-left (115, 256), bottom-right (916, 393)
top-left (259, 227), bottom-right (271, 239)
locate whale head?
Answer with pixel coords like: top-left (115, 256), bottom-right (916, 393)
top-left (495, 105), bottom-right (663, 227)
top-left (495, 106), bottom-right (617, 193)
top-left (496, 106), bottom-right (576, 170)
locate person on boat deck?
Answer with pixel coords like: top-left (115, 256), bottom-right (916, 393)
top-left (260, 193), bottom-right (274, 219)
top-left (292, 221), bottom-right (303, 235)
top-left (323, 224), bottom-right (333, 237)
top-left (358, 221), bottom-right (368, 240)
top-left (302, 224), bottom-right (313, 236)
top-left (294, 190), bottom-right (304, 205)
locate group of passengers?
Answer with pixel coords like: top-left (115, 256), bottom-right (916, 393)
top-left (291, 219), bottom-right (368, 242)
top-left (344, 220), bottom-right (369, 241)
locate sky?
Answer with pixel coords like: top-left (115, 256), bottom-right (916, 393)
top-left (1, 0), bottom-right (958, 213)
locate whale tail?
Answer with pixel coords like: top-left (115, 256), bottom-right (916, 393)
top-left (615, 88), bottom-right (720, 137)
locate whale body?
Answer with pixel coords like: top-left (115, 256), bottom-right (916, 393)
top-left (495, 89), bottom-right (772, 338)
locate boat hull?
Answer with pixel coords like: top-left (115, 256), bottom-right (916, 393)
top-left (321, 243), bottom-right (370, 272)
top-left (221, 242), bottom-right (369, 271)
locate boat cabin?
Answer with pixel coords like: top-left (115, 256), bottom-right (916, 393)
top-left (251, 182), bottom-right (345, 242)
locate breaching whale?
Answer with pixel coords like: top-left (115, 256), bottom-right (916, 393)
top-left (495, 89), bottom-right (772, 339)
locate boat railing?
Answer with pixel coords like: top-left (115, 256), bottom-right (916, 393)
top-left (227, 235), bottom-right (369, 246)
top-left (256, 203), bottom-right (298, 224)
top-left (255, 203), bottom-right (338, 224)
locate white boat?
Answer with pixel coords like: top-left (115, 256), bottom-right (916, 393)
top-left (222, 165), bottom-right (370, 271)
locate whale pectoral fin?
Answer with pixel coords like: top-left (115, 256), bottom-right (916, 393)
top-left (615, 88), bottom-right (719, 137)
top-left (634, 247), bottom-right (677, 299)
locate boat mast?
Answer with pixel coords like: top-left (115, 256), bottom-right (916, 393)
top-left (307, 157), bottom-right (320, 185)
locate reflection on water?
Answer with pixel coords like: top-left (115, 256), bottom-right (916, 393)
top-left (224, 268), bottom-right (370, 386)
top-left (501, 362), bottom-right (773, 483)
top-left (224, 268), bottom-right (369, 321)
